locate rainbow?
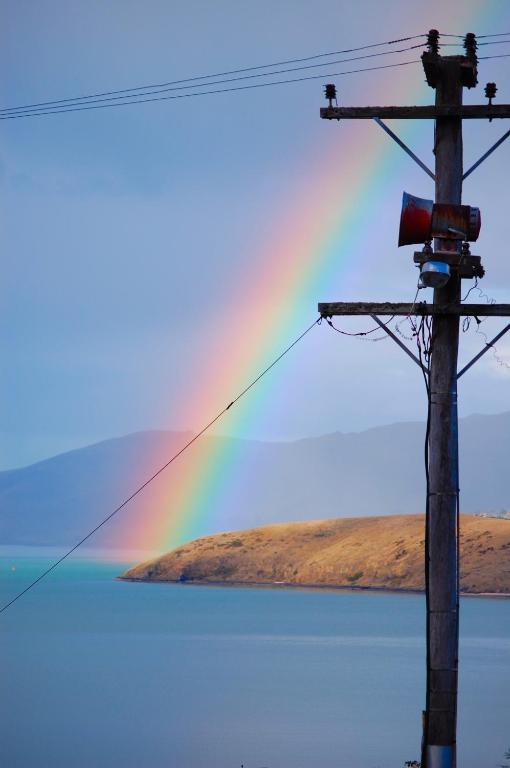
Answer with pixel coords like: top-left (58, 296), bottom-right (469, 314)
top-left (125, 1), bottom-right (503, 553)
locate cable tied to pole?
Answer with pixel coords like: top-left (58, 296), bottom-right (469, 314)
top-left (0, 317), bottom-right (321, 616)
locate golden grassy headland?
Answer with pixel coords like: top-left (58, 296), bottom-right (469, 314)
top-left (121, 514), bottom-right (510, 594)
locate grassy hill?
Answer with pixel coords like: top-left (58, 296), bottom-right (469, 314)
top-left (121, 514), bottom-right (510, 594)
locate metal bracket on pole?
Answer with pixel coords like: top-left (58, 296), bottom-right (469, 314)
top-left (457, 322), bottom-right (510, 378)
top-left (373, 117), bottom-right (436, 181)
top-left (463, 128), bottom-right (510, 180)
top-left (370, 314), bottom-right (428, 372)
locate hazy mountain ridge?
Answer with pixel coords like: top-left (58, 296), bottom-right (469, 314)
top-left (1, 412), bottom-right (509, 549)
top-left (121, 514), bottom-right (510, 595)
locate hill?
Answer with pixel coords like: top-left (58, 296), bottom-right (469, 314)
top-left (1, 412), bottom-right (510, 549)
top-left (121, 514), bottom-right (510, 595)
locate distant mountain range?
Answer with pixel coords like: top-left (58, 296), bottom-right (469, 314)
top-left (1, 412), bottom-right (509, 550)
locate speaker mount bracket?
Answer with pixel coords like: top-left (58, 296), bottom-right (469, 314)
top-left (413, 250), bottom-right (484, 279)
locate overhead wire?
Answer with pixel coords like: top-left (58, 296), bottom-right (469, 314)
top-left (440, 32), bottom-right (510, 38)
top-left (478, 53), bottom-right (510, 60)
top-left (0, 33), bottom-right (427, 115)
top-left (0, 317), bottom-right (321, 615)
top-left (2, 29), bottom-right (507, 118)
top-left (1, 43), bottom-right (426, 118)
top-left (440, 42), bottom-right (510, 49)
top-left (0, 59), bottom-right (421, 120)
top-left (477, 32), bottom-right (510, 38)
top-left (3, 29), bottom-right (508, 121)
top-left (477, 39), bottom-right (510, 46)
top-left (439, 39), bottom-right (510, 47)
top-left (325, 316), bottom-right (394, 342)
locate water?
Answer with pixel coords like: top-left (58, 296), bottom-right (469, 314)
top-left (1, 548), bottom-right (509, 768)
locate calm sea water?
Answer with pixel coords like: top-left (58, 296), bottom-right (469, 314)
top-left (1, 548), bottom-right (509, 768)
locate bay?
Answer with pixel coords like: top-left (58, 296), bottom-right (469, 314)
top-left (1, 548), bottom-right (509, 768)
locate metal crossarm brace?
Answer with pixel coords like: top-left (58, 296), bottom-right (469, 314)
top-left (463, 127), bottom-right (510, 180)
top-left (457, 322), bottom-right (510, 378)
top-left (373, 118), bottom-right (435, 181)
top-left (370, 314), bottom-right (428, 372)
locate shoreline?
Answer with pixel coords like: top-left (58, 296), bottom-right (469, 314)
top-left (117, 576), bottom-right (510, 599)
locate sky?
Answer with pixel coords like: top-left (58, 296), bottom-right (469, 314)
top-left (2, 0), bottom-right (510, 470)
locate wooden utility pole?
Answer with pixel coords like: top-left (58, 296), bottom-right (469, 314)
top-left (318, 30), bottom-right (510, 768)
top-left (422, 54), bottom-right (465, 768)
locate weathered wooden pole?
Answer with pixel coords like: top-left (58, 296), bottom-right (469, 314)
top-left (422, 54), bottom-right (465, 768)
top-left (319, 35), bottom-right (510, 765)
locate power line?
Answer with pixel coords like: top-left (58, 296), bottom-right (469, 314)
top-left (440, 39), bottom-right (510, 47)
top-left (3, 44), bottom-right (425, 117)
top-left (0, 317), bottom-right (320, 615)
top-left (477, 39), bottom-right (510, 46)
top-left (0, 33), bottom-right (426, 114)
top-left (325, 316), bottom-right (393, 341)
top-left (0, 59), bottom-right (421, 120)
top-left (477, 32), bottom-right (510, 38)
top-left (440, 32), bottom-right (510, 38)
top-left (479, 53), bottom-right (510, 60)
top-left (3, 31), bottom-right (507, 121)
